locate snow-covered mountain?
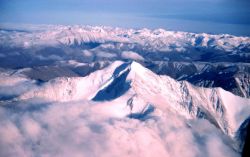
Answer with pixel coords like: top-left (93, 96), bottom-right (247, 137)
top-left (1, 61), bottom-right (249, 157)
top-left (0, 25), bottom-right (250, 66)
top-left (18, 61), bottom-right (249, 135)
top-left (0, 25), bottom-right (249, 99)
top-left (1, 25), bottom-right (249, 54)
top-left (18, 61), bottom-right (250, 136)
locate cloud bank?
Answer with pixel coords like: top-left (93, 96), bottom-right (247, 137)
top-left (0, 95), bottom-right (240, 157)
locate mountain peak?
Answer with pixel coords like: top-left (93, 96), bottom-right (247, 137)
top-left (130, 61), bottom-right (147, 74)
top-left (91, 61), bottom-right (151, 101)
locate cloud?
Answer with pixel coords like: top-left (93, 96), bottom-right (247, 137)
top-left (121, 51), bottom-right (144, 61)
top-left (0, 71), bottom-right (36, 100)
top-left (0, 98), bottom-right (240, 157)
top-left (36, 54), bottom-right (63, 61)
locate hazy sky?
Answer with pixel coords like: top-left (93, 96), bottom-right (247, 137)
top-left (0, 0), bottom-right (250, 36)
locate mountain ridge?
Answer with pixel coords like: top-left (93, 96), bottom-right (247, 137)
top-left (12, 61), bottom-right (250, 151)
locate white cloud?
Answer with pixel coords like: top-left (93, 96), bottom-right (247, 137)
top-left (121, 51), bottom-right (144, 61)
top-left (0, 99), bottom-right (240, 157)
top-left (36, 54), bottom-right (62, 61)
top-left (82, 50), bottom-right (93, 57)
top-left (96, 51), bottom-right (117, 58)
top-left (0, 72), bottom-right (36, 98)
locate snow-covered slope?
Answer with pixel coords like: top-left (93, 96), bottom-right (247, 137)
top-left (12, 61), bottom-right (249, 147)
top-left (146, 61), bottom-right (250, 98)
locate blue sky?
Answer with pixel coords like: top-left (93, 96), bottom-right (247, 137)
top-left (0, 0), bottom-right (250, 36)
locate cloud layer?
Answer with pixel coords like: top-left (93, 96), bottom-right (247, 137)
top-left (0, 95), bottom-right (240, 157)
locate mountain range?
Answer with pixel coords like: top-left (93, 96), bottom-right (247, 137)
top-left (0, 25), bottom-right (249, 157)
